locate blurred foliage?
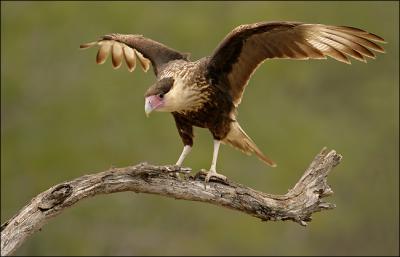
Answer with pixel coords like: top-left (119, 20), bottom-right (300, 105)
top-left (1, 1), bottom-right (398, 256)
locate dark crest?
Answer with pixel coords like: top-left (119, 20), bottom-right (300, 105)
top-left (145, 77), bottom-right (175, 97)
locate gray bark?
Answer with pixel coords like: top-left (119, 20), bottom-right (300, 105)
top-left (1, 147), bottom-right (341, 256)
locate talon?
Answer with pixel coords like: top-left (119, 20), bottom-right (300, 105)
top-left (172, 172), bottom-right (181, 179)
top-left (205, 173), bottom-right (211, 183)
top-left (204, 170), bottom-right (227, 184)
top-left (171, 165), bottom-right (182, 179)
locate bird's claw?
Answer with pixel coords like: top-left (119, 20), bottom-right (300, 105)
top-left (202, 169), bottom-right (227, 189)
top-left (169, 165), bottom-right (191, 180)
top-left (170, 165), bottom-right (191, 174)
top-left (205, 171), bottom-right (227, 183)
top-left (171, 172), bottom-right (181, 179)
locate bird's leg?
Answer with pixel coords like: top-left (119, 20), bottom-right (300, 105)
top-left (176, 145), bottom-right (192, 166)
top-left (205, 140), bottom-right (227, 183)
top-left (172, 115), bottom-right (194, 178)
top-left (174, 145), bottom-right (191, 178)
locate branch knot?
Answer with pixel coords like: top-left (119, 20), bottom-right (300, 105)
top-left (38, 184), bottom-right (73, 211)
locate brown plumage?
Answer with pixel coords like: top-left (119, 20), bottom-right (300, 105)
top-left (81, 21), bottom-right (386, 182)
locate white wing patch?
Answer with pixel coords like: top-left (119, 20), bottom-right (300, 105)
top-left (80, 40), bottom-right (151, 72)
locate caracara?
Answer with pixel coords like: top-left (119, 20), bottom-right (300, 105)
top-left (81, 21), bottom-right (386, 182)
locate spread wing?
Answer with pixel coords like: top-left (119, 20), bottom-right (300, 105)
top-left (80, 34), bottom-right (189, 76)
top-left (206, 21), bottom-right (386, 106)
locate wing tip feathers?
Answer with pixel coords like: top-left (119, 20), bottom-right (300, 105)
top-left (81, 36), bottom-right (151, 72)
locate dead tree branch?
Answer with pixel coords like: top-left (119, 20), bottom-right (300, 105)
top-left (1, 147), bottom-right (341, 256)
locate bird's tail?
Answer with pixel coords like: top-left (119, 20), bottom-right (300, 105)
top-left (222, 122), bottom-right (277, 167)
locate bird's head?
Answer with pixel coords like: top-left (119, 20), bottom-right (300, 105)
top-left (144, 77), bottom-right (175, 116)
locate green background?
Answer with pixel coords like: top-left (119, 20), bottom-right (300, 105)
top-left (1, 1), bottom-right (398, 255)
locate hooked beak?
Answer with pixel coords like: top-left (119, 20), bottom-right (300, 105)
top-left (144, 95), bottom-right (163, 117)
top-left (145, 98), bottom-right (153, 117)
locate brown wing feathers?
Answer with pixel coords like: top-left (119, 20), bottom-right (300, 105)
top-left (80, 34), bottom-right (188, 75)
top-left (81, 22), bottom-right (385, 107)
top-left (80, 38), bottom-right (151, 72)
top-left (207, 21), bottom-right (386, 106)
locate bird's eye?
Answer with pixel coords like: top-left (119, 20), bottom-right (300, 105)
top-left (158, 93), bottom-right (164, 99)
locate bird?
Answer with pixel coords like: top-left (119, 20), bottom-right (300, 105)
top-left (80, 21), bottom-right (386, 182)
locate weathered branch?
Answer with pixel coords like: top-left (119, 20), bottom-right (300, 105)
top-left (1, 147), bottom-right (342, 256)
